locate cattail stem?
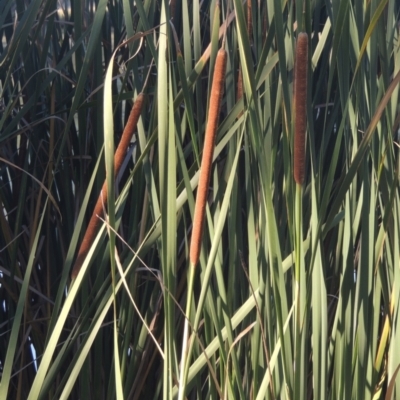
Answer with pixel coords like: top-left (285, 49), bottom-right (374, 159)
top-left (71, 93), bottom-right (144, 280)
top-left (189, 48), bottom-right (227, 266)
top-left (293, 33), bottom-right (308, 400)
top-left (293, 32), bottom-right (308, 185)
top-left (178, 47), bottom-right (227, 400)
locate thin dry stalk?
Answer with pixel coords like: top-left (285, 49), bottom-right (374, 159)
top-left (293, 32), bottom-right (308, 185)
top-left (71, 93), bottom-right (144, 280)
top-left (189, 48), bottom-right (227, 266)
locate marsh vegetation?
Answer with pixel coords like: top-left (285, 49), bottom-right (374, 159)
top-left (1, 0), bottom-right (400, 399)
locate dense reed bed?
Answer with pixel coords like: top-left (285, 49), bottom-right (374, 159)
top-left (1, 0), bottom-right (400, 399)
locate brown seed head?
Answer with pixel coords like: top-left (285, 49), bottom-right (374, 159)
top-left (190, 49), bottom-right (227, 266)
top-left (293, 32), bottom-right (308, 185)
top-left (71, 94), bottom-right (144, 280)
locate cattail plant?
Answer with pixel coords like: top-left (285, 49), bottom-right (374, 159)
top-left (178, 47), bottom-right (227, 400)
top-left (293, 31), bottom-right (308, 400)
top-left (293, 32), bottom-right (308, 185)
top-left (71, 93), bottom-right (144, 280)
top-left (189, 48), bottom-right (227, 266)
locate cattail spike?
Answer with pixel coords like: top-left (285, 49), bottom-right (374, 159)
top-left (190, 48), bottom-right (227, 266)
top-left (71, 93), bottom-right (144, 280)
top-left (293, 32), bottom-right (308, 185)
top-left (247, 0), bottom-right (252, 42)
top-left (114, 93), bottom-right (144, 173)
